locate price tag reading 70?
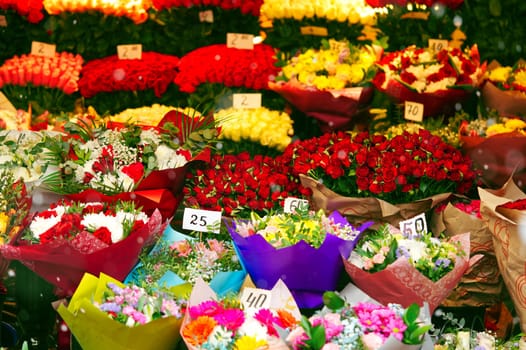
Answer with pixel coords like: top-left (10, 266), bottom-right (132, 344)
top-left (399, 212), bottom-right (428, 238)
top-left (182, 208), bottom-right (222, 233)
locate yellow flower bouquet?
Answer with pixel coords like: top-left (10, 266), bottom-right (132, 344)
top-left (482, 60), bottom-right (526, 116)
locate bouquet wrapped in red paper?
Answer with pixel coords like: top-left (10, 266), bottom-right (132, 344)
top-left (460, 115), bottom-right (526, 190)
top-left (41, 110), bottom-right (214, 220)
top-left (0, 198), bottom-right (166, 296)
top-left (270, 39), bottom-right (379, 131)
top-left (373, 45), bottom-right (485, 117)
top-left (343, 224), bottom-right (478, 313)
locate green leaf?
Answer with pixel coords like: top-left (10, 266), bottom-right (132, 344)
top-left (322, 291), bottom-right (345, 311)
top-left (404, 303), bottom-right (420, 324)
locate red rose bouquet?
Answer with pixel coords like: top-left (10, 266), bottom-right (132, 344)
top-left (373, 45), bottom-right (485, 117)
top-left (282, 129), bottom-right (477, 225)
top-left (0, 199), bottom-right (166, 296)
top-left (479, 178), bottom-right (526, 333)
top-left (175, 43), bottom-right (280, 94)
top-left (0, 0), bottom-right (45, 23)
top-left (78, 52), bottom-right (179, 98)
top-left (152, 0), bottom-right (263, 17)
top-left (0, 51), bottom-right (83, 94)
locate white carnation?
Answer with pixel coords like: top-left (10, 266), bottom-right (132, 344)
top-left (30, 205), bottom-right (67, 239)
top-left (154, 145), bottom-right (188, 169)
top-left (237, 317), bottom-right (268, 340)
top-left (81, 213), bottom-right (124, 243)
top-left (398, 239), bottom-right (427, 263)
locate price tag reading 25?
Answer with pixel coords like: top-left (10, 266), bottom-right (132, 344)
top-left (182, 208), bottom-right (222, 233)
top-left (399, 212), bottom-right (428, 239)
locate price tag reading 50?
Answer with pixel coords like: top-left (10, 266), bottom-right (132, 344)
top-left (182, 208), bottom-right (222, 233)
top-left (399, 213), bottom-right (428, 239)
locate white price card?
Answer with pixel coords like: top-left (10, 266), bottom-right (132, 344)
top-left (300, 26), bottom-right (328, 36)
top-left (226, 33), bottom-right (254, 50)
top-left (31, 41), bottom-right (56, 58)
top-left (404, 101), bottom-right (424, 122)
top-left (428, 39), bottom-right (449, 53)
top-left (182, 208), bottom-right (222, 233)
top-left (199, 10), bottom-right (214, 23)
top-left (0, 15), bottom-right (7, 27)
top-left (283, 197), bottom-right (309, 213)
top-left (232, 93), bottom-right (262, 109)
top-left (399, 213), bottom-right (428, 238)
top-left (117, 44), bottom-right (142, 60)
top-left (240, 287), bottom-right (272, 310)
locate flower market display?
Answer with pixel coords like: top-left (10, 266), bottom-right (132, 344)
top-left (2, 0), bottom-right (526, 349)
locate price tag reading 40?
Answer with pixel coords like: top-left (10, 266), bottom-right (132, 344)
top-left (117, 44), bottom-right (142, 60)
top-left (404, 101), bottom-right (424, 122)
top-left (31, 41), bottom-right (56, 58)
top-left (240, 287), bottom-right (272, 310)
top-left (283, 197), bottom-right (309, 213)
top-left (399, 213), bottom-right (428, 239)
top-left (232, 93), bottom-right (261, 109)
top-left (226, 33), bottom-right (254, 50)
top-left (182, 208), bottom-right (222, 233)
top-left (428, 39), bottom-right (449, 53)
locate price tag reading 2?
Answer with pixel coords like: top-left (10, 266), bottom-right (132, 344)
top-left (199, 10), bottom-right (214, 23)
top-left (399, 213), bottom-right (428, 239)
top-left (31, 41), bottom-right (56, 58)
top-left (117, 44), bottom-right (142, 60)
top-left (240, 287), bottom-right (272, 310)
top-left (428, 39), bottom-right (449, 53)
top-left (284, 197), bottom-right (309, 213)
top-left (404, 101), bottom-right (424, 122)
top-left (232, 93), bottom-right (262, 109)
top-left (226, 33), bottom-right (254, 50)
top-left (182, 208), bottom-right (222, 233)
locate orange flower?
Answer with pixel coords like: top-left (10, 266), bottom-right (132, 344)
top-left (182, 316), bottom-right (218, 346)
top-left (276, 309), bottom-right (298, 329)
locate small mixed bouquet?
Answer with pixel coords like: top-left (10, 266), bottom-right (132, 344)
top-left (228, 207), bottom-right (372, 308)
top-left (58, 273), bottom-right (185, 350)
top-left (344, 224), bottom-right (474, 312)
top-left (0, 199), bottom-right (165, 296)
top-left (482, 60), bottom-right (526, 116)
top-left (287, 291), bottom-right (431, 350)
top-left (181, 278), bottom-right (301, 350)
top-left (373, 45), bottom-right (485, 117)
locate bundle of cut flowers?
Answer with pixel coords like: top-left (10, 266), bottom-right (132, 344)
top-left (126, 231), bottom-right (245, 298)
top-left (287, 291), bottom-right (431, 350)
top-left (227, 206), bottom-right (373, 308)
top-left (43, 0), bottom-right (150, 24)
top-left (174, 43), bottom-right (280, 94)
top-left (78, 52), bottom-right (179, 98)
top-left (180, 278), bottom-right (300, 350)
top-left (435, 198), bottom-right (481, 219)
top-left (41, 116), bottom-right (213, 220)
top-left (183, 151), bottom-right (309, 217)
top-left (0, 0), bottom-right (45, 23)
top-left (0, 51), bottom-right (83, 94)
top-left (152, 0), bottom-right (263, 17)
top-left (366, 0), bottom-right (463, 9)
top-left (58, 272), bottom-right (185, 350)
top-left (283, 129), bottom-right (477, 223)
top-left (214, 106), bottom-right (294, 153)
top-left (372, 44), bottom-right (485, 117)
top-left (486, 61), bottom-right (526, 93)
top-left (0, 169), bottom-right (31, 246)
top-left (269, 39), bottom-right (378, 131)
top-left (433, 330), bottom-right (526, 350)
top-left (0, 198), bottom-right (165, 295)
top-left (344, 224), bottom-right (475, 312)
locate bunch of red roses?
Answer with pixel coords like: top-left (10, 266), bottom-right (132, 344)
top-left (174, 43), bottom-right (280, 93)
top-left (281, 129), bottom-right (478, 204)
top-left (183, 151), bottom-right (310, 217)
top-left (0, 0), bottom-right (45, 23)
top-left (152, 0), bottom-right (263, 16)
top-left (365, 0), bottom-right (463, 9)
top-left (498, 198), bottom-right (526, 210)
top-left (78, 52), bottom-right (179, 98)
top-left (0, 51), bottom-right (83, 94)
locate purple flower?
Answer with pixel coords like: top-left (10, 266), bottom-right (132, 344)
top-left (396, 246), bottom-right (410, 259)
top-left (435, 258), bottom-right (451, 269)
top-left (98, 302), bottom-right (121, 313)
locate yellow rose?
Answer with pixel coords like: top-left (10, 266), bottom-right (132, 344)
top-left (515, 70), bottom-right (526, 87)
top-left (504, 118), bottom-right (526, 130)
top-left (487, 66), bottom-right (512, 82)
top-left (486, 124), bottom-right (513, 136)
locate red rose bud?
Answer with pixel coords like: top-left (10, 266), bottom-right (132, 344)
top-left (121, 163), bottom-right (145, 183)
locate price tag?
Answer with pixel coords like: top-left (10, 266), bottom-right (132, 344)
top-left (182, 208), bottom-right (222, 233)
top-left (300, 26), bottom-right (328, 36)
top-left (226, 33), bottom-right (254, 50)
top-left (199, 10), bottom-right (214, 23)
top-left (0, 15), bottom-right (7, 27)
top-left (404, 101), bottom-right (424, 122)
top-left (239, 287), bottom-right (272, 310)
top-left (428, 39), bottom-right (449, 53)
top-left (283, 197), bottom-right (309, 213)
top-left (31, 41), bottom-right (56, 58)
top-left (232, 93), bottom-right (262, 109)
top-left (0, 92), bottom-right (16, 113)
top-left (117, 44), bottom-right (142, 60)
top-left (399, 213), bottom-right (428, 238)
